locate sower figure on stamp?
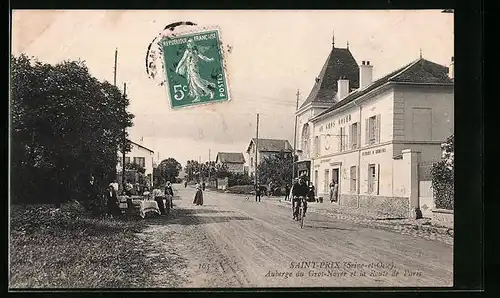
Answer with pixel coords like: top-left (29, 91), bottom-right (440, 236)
top-left (292, 175), bottom-right (309, 221)
top-left (175, 38), bottom-right (215, 102)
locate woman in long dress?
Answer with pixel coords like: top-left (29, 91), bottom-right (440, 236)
top-left (193, 183), bottom-right (204, 206)
top-left (175, 38), bottom-right (215, 102)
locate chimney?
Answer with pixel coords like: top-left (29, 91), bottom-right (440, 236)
top-left (359, 60), bottom-right (374, 89)
top-left (337, 76), bottom-right (350, 101)
top-left (449, 56), bottom-right (454, 80)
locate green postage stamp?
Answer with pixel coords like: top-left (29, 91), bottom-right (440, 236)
top-left (162, 29), bottom-right (230, 109)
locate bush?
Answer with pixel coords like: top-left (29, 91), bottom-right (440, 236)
top-left (226, 185), bottom-right (254, 194)
top-left (431, 135), bottom-right (454, 210)
top-left (227, 173), bottom-right (252, 187)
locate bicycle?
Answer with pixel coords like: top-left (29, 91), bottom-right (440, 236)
top-left (294, 196), bottom-right (307, 228)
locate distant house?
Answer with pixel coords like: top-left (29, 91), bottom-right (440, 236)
top-left (215, 152), bottom-right (246, 174)
top-left (117, 139), bottom-right (155, 187)
top-left (245, 138), bottom-right (293, 178)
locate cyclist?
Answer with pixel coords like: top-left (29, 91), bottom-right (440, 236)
top-left (292, 174), bottom-right (309, 221)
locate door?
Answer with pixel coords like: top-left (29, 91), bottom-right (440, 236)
top-left (331, 168), bottom-right (340, 202)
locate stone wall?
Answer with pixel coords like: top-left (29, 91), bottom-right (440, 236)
top-left (432, 209), bottom-right (454, 229)
top-left (340, 194), bottom-right (411, 218)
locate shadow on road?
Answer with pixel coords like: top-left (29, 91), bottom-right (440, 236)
top-left (304, 224), bottom-right (357, 231)
top-left (146, 207), bottom-right (253, 226)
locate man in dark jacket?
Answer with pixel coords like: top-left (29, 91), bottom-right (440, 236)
top-left (292, 175), bottom-right (309, 220)
top-left (255, 184), bottom-right (261, 202)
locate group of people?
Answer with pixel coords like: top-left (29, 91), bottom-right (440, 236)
top-left (103, 178), bottom-right (175, 218)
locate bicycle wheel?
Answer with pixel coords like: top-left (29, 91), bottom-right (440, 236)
top-left (299, 206), bottom-right (304, 228)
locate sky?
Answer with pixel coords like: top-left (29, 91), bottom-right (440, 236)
top-left (11, 10), bottom-right (454, 166)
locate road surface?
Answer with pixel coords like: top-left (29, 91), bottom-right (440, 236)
top-left (139, 185), bottom-right (453, 288)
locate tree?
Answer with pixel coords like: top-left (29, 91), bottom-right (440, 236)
top-left (157, 158), bottom-right (182, 183)
top-left (10, 54), bottom-right (134, 206)
top-left (257, 150), bottom-right (294, 188)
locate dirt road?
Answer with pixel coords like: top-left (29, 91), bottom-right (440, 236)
top-left (138, 185), bottom-right (453, 288)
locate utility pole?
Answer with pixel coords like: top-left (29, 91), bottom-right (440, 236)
top-left (113, 48), bottom-right (118, 86)
top-left (255, 114), bottom-right (259, 186)
top-left (122, 82), bottom-right (127, 192)
top-left (292, 89), bottom-right (300, 184)
top-left (208, 149), bottom-right (211, 183)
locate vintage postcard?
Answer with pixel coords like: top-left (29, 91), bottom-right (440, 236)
top-left (9, 10), bottom-right (454, 289)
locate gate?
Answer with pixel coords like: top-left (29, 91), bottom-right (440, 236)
top-left (417, 160), bottom-right (436, 218)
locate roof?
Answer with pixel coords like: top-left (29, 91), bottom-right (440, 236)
top-left (246, 138), bottom-right (293, 153)
top-left (216, 152), bottom-right (246, 164)
top-left (128, 139), bottom-right (154, 153)
top-left (299, 46), bottom-right (360, 110)
top-left (312, 58), bottom-right (453, 121)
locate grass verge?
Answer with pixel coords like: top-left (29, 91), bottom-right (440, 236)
top-left (9, 202), bottom-right (158, 288)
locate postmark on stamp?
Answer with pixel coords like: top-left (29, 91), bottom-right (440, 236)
top-left (161, 28), bottom-right (230, 109)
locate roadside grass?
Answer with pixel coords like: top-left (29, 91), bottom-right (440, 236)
top-left (9, 202), bottom-right (157, 288)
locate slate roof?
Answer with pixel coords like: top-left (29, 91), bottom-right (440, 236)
top-left (312, 58), bottom-right (453, 121)
top-left (299, 46), bottom-right (360, 109)
top-left (128, 139), bottom-right (154, 153)
top-left (216, 152), bottom-right (246, 164)
top-left (246, 138), bottom-right (293, 153)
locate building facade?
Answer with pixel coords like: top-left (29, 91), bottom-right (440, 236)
top-left (246, 138), bottom-right (293, 178)
top-left (307, 58), bottom-right (454, 218)
top-left (117, 140), bottom-right (155, 187)
top-left (295, 37), bottom-right (360, 183)
top-left (215, 152), bottom-right (246, 174)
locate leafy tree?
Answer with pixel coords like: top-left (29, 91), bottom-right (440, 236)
top-left (257, 150), bottom-right (294, 188)
top-left (10, 54), bottom-right (134, 206)
top-left (156, 158), bottom-right (182, 184)
top-left (431, 134), bottom-right (454, 210)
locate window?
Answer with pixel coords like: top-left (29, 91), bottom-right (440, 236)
top-left (350, 166), bottom-right (357, 192)
top-left (134, 157), bottom-right (145, 167)
top-left (366, 115), bottom-right (381, 145)
top-left (324, 169), bottom-right (330, 193)
top-left (314, 136), bottom-right (319, 156)
top-left (340, 127), bottom-right (345, 152)
top-left (125, 157), bottom-right (131, 164)
top-left (351, 122), bottom-right (358, 149)
top-left (251, 157), bottom-right (254, 167)
top-left (367, 164), bottom-right (379, 194)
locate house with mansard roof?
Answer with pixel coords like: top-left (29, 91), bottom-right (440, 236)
top-left (295, 34), bottom-right (454, 218)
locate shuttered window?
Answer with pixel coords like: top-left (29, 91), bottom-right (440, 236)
top-left (350, 122), bottom-right (358, 149)
top-left (350, 166), bottom-right (357, 192)
top-left (366, 114), bottom-right (381, 145)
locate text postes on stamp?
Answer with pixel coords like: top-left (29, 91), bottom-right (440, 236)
top-left (162, 29), bottom-right (230, 109)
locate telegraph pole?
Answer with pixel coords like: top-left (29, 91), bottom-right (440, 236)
top-left (208, 149), bottom-right (211, 184)
top-left (292, 89), bottom-right (300, 183)
top-left (255, 114), bottom-right (259, 186)
top-left (122, 82), bottom-right (127, 192)
top-left (113, 48), bottom-right (118, 86)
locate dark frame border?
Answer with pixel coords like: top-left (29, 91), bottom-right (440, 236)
top-left (7, 0), bottom-right (483, 294)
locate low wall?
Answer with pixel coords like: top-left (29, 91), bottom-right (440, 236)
top-left (340, 194), bottom-right (411, 219)
top-left (431, 209), bottom-right (454, 229)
